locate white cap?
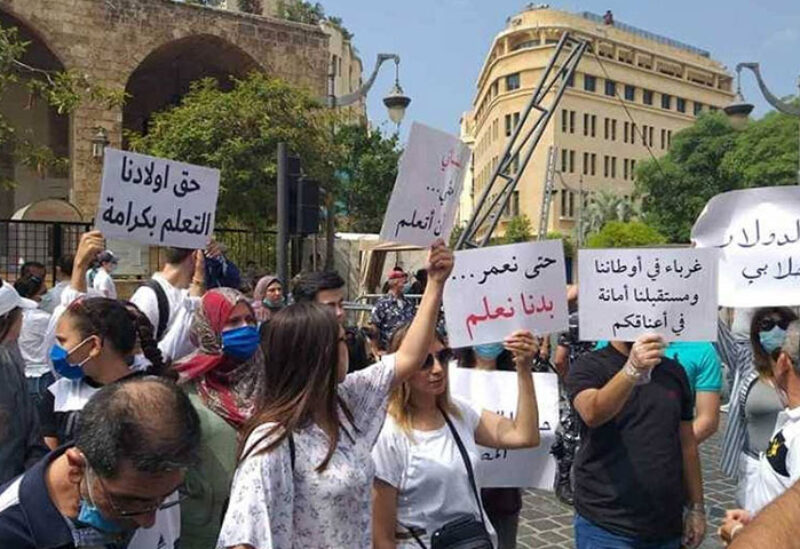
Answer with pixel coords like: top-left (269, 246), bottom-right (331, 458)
top-left (0, 280), bottom-right (38, 317)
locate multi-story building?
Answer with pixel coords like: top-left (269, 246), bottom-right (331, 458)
top-left (460, 7), bottom-right (734, 237)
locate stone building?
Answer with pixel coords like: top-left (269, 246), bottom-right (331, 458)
top-left (460, 6), bottom-right (735, 236)
top-left (0, 0), bottom-right (330, 220)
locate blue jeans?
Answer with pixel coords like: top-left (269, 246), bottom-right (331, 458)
top-left (574, 514), bottom-right (680, 549)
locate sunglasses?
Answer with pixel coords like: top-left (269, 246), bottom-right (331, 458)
top-left (422, 348), bottom-right (453, 370)
top-left (759, 317), bottom-right (791, 332)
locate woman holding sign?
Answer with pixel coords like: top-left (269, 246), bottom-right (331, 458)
top-left (371, 329), bottom-right (540, 549)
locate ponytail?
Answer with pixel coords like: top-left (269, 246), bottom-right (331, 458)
top-left (125, 302), bottom-right (172, 379)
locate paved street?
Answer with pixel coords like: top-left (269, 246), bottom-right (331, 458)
top-left (517, 414), bottom-right (737, 548)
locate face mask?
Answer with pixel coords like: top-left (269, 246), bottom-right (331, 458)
top-left (221, 325), bottom-right (260, 360)
top-left (263, 296), bottom-right (285, 310)
top-left (474, 341), bottom-right (505, 360)
top-left (50, 337), bottom-right (94, 380)
top-left (760, 326), bottom-right (787, 354)
top-left (77, 468), bottom-right (122, 534)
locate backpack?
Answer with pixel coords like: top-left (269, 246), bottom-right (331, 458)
top-left (144, 279), bottom-right (170, 341)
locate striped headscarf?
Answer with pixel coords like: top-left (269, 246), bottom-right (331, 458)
top-left (174, 288), bottom-right (264, 428)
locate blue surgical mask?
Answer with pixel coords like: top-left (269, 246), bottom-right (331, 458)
top-left (474, 341), bottom-right (505, 360)
top-left (221, 325), bottom-right (260, 360)
top-left (77, 468), bottom-right (122, 534)
top-left (50, 337), bottom-right (93, 380)
top-left (262, 296), bottom-right (285, 310)
top-left (403, 281), bottom-right (414, 294)
top-left (760, 326), bottom-right (787, 354)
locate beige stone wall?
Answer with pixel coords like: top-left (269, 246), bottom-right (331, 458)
top-left (0, 0), bottom-right (329, 219)
top-left (464, 7), bottom-right (735, 238)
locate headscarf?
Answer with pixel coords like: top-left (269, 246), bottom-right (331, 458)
top-left (252, 274), bottom-right (283, 323)
top-left (174, 288), bottom-right (264, 428)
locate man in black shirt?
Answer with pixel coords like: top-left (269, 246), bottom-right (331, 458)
top-left (567, 333), bottom-right (706, 548)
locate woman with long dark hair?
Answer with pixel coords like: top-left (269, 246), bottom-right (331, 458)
top-left (216, 241), bottom-right (454, 549)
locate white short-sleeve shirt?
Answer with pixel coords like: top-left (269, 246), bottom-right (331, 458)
top-left (748, 406), bottom-right (800, 514)
top-left (92, 268), bottom-right (117, 299)
top-left (371, 399), bottom-right (496, 548)
top-left (216, 355), bottom-right (396, 549)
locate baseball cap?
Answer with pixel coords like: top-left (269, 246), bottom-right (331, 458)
top-left (97, 250), bottom-right (118, 264)
top-left (0, 280), bottom-right (38, 317)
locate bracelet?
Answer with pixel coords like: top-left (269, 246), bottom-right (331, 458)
top-left (623, 361), bottom-right (642, 381)
top-left (687, 502), bottom-right (706, 514)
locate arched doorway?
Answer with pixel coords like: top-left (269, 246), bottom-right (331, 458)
top-left (123, 34), bottom-right (261, 137)
top-left (0, 9), bottom-right (70, 219)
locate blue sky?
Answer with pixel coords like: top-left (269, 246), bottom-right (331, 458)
top-left (330, 0), bottom-right (800, 138)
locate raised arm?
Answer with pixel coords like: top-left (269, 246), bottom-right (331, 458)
top-left (475, 330), bottom-right (540, 449)
top-left (573, 334), bottom-right (664, 428)
top-left (392, 240), bottom-right (454, 387)
top-left (70, 231), bottom-right (105, 293)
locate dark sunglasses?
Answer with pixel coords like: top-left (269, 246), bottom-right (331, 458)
top-left (759, 317), bottom-right (791, 332)
top-left (422, 348), bottom-right (453, 370)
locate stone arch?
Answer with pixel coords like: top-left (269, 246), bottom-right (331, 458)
top-left (0, 7), bottom-right (70, 218)
top-left (123, 34), bottom-right (263, 137)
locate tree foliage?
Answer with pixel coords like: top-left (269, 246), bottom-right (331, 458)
top-left (502, 215), bottom-right (533, 244)
top-left (580, 190), bottom-right (638, 242)
top-left (276, 1), bottom-right (353, 40)
top-left (0, 24), bottom-right (125, 184)
top-left (332, 124), bottom-right (401, 232)
top-left (127, 73), bottom-right (335, 229)
top-left (586, 221), bottom-right (666, 249)
top-left (635, 110), bottom-right (799, 242)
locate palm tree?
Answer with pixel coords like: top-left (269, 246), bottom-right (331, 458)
top-left (579, 190), bottom-right (640, 242)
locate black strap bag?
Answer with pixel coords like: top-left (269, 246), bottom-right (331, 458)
top-left (406, 406), bottom-right (493, 549)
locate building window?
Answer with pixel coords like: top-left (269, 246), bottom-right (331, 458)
top-left (505, 114), bottom-right (512, 137)
top-left (506, 73), bottom-right (520, 91)
top-left (649, 126), bottom-right (654, 147)
top-left (642, 125), bottom-right (648, 146)
top-left (611, 157), bottom-right (617, 179)
top-left (631, 159), bottom-right (636, 180)
top-left (562, 109), bottom-right (568, 133)
top-left (584, 74), bottom-right (596, 92)
top-left (583, 113), bottom-right (589, 136)
top-left (661, 128), bottom-right (666, 149)
top-left (604, 117), bottom-right (610, 140)
top-left (667, 130), bottom-right (672, 147)
top-left (561, 150), bottom-right (568, 173)
top-left (583, 152), bottom-right (589, 175)
top-left (631, 123), bottom-right (637, 144)
top-left (561, 190), bottom-right (575, 219)
top-left (513, 112), bottom-right (520, 129)
top-left (511, 154), bottom-right (520, 175)
top-left (591, 153), bottom-right (597, 175)
top-left (590, 115), bottom-right (596, 137)
top-left (569, 150), bottom-right (575, 173)
top-left (611, 119), bottom-right (617, 141)
top-left (604, 155), bottom-right (609, 177)
top-left (624, 84), bottom-right (635, 101)
top-left (624, 121), bottom-right (629, 143)
top-left (624, 158), bottom-right (629, 180)
top-left (605, 79), bottom-right (616, 97)
top-left (661, 93), bottom-right (672, 110)
top-left (677, 97), bottom-right (686, 113)
top-left (694, 102), bottom-right (703, 116)
top-left (569, 111), bottom-right (575, 133)
top-left (643, 89), bottom-right (653, 105)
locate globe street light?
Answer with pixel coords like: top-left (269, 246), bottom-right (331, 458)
top-left (324, 53), bottom-right (411, 126)
top-left (726, 62), bottom-right (800, 183)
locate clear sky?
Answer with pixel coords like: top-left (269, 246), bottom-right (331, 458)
top-left (330, 0), bottom-right (800, 138)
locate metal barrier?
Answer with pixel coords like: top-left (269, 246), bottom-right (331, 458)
top-left (0, 220), bottom-right (92, 285)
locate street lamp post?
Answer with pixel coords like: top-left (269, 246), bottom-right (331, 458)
top-left (319, 53), bottom-right (411, 269)
top-left (725, 63), bottom-right (800, 183)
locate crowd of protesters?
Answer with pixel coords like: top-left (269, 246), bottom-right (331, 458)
top-left (1, 229), bottom-right (800, 549)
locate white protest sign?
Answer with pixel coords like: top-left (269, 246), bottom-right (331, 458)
top-left (96, 148), bottom-right (220, 249)
top-left (578, 248), bottom-right (718, 342)
top-left (443, 240), bottom-right (568, 348)
top-left (449, 366), bottom-right (559, 489)
top-left (379, 122), bottom-right (469, 247)
top-left (692, 186), bottom-right (800, 307)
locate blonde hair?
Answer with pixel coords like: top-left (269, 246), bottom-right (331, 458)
top-left (386, 324), bottom-right (461, 439)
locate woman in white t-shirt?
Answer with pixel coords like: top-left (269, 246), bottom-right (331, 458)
top-left (216, 240), bottom-right (454, 549)
top-left (372, 327), bottom-right (541, 549)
